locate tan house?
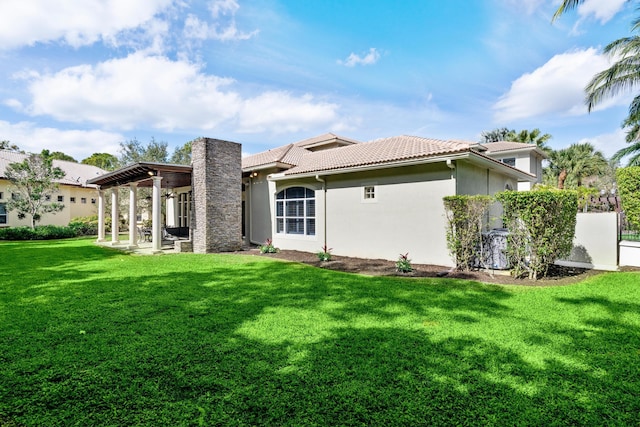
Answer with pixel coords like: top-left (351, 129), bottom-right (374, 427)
top-left (242, 134), bottom-right (538, 267)
top-left (481, 141), bottom-right (547, 191)
top-left (87, 135), bottom-right (542, 266)
top-left (0, 149), bottom-right (105, 227)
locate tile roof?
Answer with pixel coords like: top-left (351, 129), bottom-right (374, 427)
top-left (0, 149), bottom-right (106, 187)
top-left (284, 135), bottom-right (475, 175)
top-left (242, 144), bottom-right (308, 170)
top-left (293, 132), bottom-right (361, 148)
top-left (482, 141), bottom-right (538, 153)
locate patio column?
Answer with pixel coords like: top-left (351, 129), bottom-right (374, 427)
top-left (151, 176), bottom-right (163, 253)
top-left (111, 187), bottom-right (120, 245)
top-left (97, 189), bottom-right (106, 242)
top-left (128, 183), bottom-right (138, 249)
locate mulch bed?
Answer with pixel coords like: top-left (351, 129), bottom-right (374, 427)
top-left (247, 248), bottom-right (607, 286)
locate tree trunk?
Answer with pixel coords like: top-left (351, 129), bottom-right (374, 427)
top-left (557, 169), bottom-right (567, 189)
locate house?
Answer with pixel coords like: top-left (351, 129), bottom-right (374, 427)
top-left (88, 135), bottom-right (541, 266)
top-left (0, 149), bottom-right (105, 227)
top-left (481, 141), bottom-right (547, 191)
top-left (241, 134), bottom-right (537, 267)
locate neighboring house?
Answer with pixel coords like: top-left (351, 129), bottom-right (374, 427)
top-left (0, 149), bottom-right (105, 227)
top-left (241, 134), bottom-right (537, 267)
top-left (481, 141), bottom-right (547, 191)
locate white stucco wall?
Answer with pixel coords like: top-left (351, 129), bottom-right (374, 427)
top-left (247, 171), bottom-right (278, 245)
top-left (556, 212), bottom-right (619, 271)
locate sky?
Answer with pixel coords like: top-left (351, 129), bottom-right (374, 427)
top-left (0, 0), bottom-right (634, 162)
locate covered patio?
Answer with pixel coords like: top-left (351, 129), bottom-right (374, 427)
top-left (87, 162), bottom-right (192, 254)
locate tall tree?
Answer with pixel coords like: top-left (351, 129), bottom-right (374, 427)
top-left (0, 140), bottom-right (20, 151)
top-left (507, 128), bottom-right (552, 152)
top-left (554, 1), bottom-right (640, 165)
top-left (480, 127), bottom-right (512, 143)
top-left (81, 153), bottom-right (119, 171)
top-left (5, 150), bottom-right (66, 228)
top-left (118, 137), bottom-right (169, 165)
top-left (170, 140), bottom-right (192, 165)
top-left (49, 151), bottom-right (77, 162)
top-left (545, 143), bottom-right (609, 189)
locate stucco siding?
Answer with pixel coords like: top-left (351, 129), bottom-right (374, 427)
top-left (322, 163), bottom-right (455, 266)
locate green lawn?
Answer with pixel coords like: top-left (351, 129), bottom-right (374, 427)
top-left (1, 239), bottom-right (639, 426)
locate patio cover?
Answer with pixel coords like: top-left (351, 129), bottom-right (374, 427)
top-left (87, 162), bottom-right (192, 189)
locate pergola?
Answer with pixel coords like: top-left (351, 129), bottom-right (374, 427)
top-left (87, 162), bottom-right (192, 253)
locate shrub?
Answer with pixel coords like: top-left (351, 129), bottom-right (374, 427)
top-left (496, 189), bottom-right (578, 280)
top-left (617, 167), bottom-right (640, 232)
top-left (0, 225), bottom-right (77, 240)
top-left (317, 245), bottom-right (332, 262)
top-left (443, 195), bottom-right (493, 271)
top-left (396, 253), bottom-right (413, 273)
top-left (259, 238), bottom-right (279, 254)
top-left (69, 216), bottom-right (99, 236)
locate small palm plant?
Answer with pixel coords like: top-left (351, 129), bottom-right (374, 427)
top-left (396, 252), bottom-right (413, 273)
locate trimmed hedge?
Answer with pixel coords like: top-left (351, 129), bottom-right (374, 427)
top-left (617, 167), bottom-right (640, 231)
top-left (496, 189), bottom-right (577, 279)
top-left (0, 225), bottom-right (77, 240)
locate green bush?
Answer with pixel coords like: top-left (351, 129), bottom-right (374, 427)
top-left (0, 225), bottom-right (77, 240)
top-left (496, 189), bottom-right (577, 280)
top-left (260, 238), bottom-right (279, 254)
top-left (617, 167), bottom-right (640, 231)
top-left (395, 252), bottom-right (413, 273)
top-left (68, 215), bottom-right (111, 235)
top-left (443, 195), bottom-right (493, 271)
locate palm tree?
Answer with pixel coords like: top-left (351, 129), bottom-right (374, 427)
top-left (508, 128), bottom-right (552, 153)
top-left (545, 143), bottom-right (609, 189)
top-left (554, 1), bottom-right (640, 165)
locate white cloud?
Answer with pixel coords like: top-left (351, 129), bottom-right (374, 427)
top-left (0, 120), bottom-right (124, 160)
top-left (578, 0), bottom-right (626, 24)
top-left (12, 52), bottom-right (341, 135)
top-left (184, 0), bottom-right (258, 42)
top-left (493, 48), bottom-right (625, 122)
top-left (237, 92), bottom-right (339, 133)
top-left (0, 0), bottom-right (174, 49)
top-left (338, 48), bottom-right (381, 67)
top-left (579, 128), bottom-right (627, 159)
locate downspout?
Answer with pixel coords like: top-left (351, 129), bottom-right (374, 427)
top-left (446, 159), bottom-right (456, 194)
top-left (315, 175), bottom-right (327, 249)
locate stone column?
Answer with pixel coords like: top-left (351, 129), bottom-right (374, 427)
top-left (191, 138), bottom-right (242, 253)
top-left (111, 187), bottom-right (120, 244)
top-left (151, 176), bottom-right (163, 253)
top-left (128, 183), bottom-right (138, 249)
top-left (97, 189), bottom-right (106, 242)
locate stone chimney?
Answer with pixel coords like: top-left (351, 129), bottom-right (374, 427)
top-left (191, 137), bottom-right (242, 253)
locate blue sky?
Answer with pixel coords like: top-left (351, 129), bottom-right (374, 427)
top-left (0, 0), bottom-right (633, 161)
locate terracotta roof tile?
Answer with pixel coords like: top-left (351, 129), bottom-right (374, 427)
top-left (284, 135), bottom-right (474, 175)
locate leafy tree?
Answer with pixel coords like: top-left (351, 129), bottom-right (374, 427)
top-left (617, 166), bottom-right (640, 231)
top-left (118, 137), bottom-right (169, 165)
top-left (49, 151), bottom-right (77, 162)
top-left (0, 140), bottom-right (20, 151)
top-left (4, 150), bottom-right (66, 229)
top-left (480, 127), bottom-right (512, 143)
top-left (508, 129), bottom-right (552, 153)
top-left (81, 153), bottom-right (119, 171)
top-left (544, 142), bottom-right (609, 189)
top-left (170, 140), bottom-right (192, 165)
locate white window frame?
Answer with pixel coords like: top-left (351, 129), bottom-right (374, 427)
top-left (0, 202), bottom-right (6, 224)
top-left (501, 157), bottom-right (516, 167)
top-left (361, 183), bottom-right (377, 203)
top-left (275, 187), bottom-right (316, 236)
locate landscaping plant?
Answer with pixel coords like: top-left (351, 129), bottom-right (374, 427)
top-left (443, 195), bottom-right (493, 271)
top-left (496, 188), bottom-right (578, 279)
top-left (395, 252), bottom-right (413, 273)
top-left (316, 245), bottom-right (332, 261)
top-left (617, 166), bottom-right (640, 232)
top-left (259, 238), bottom-right (279, 253)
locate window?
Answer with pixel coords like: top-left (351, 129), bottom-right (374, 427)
top-left (45, 195), bottom-right (51, 201)
top-left (363, 186), bottom-right (375, 200)
top-left (178, 192), bottom-right (191, 227)
top-left (91, 198), bottom-right (96, 204)
top-left (11, 193), bottom-right (19, 201)
top-left (81, 197), bottom-right (87, 204)
top-left (275, 187), bottom-right (315, 236)
top-left (0, 192), bottom-right (3, 200)
top-left (0, 203), bottom-right (6, 224)
top-left (501, 157), bottom-right (516, 167)
top-left (57, 195), bottom-right (64, 202)
top-left (70, 197), bottom-right (76, 203)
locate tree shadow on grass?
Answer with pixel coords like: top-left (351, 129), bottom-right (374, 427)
top-left (2, 251), bottom-right (640, 425)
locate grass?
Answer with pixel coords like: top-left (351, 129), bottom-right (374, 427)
top-left (1, 238), bottom-right (639, 426)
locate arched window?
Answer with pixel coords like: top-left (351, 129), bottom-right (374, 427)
top-left (275, 187), bottom-right (315, 236)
